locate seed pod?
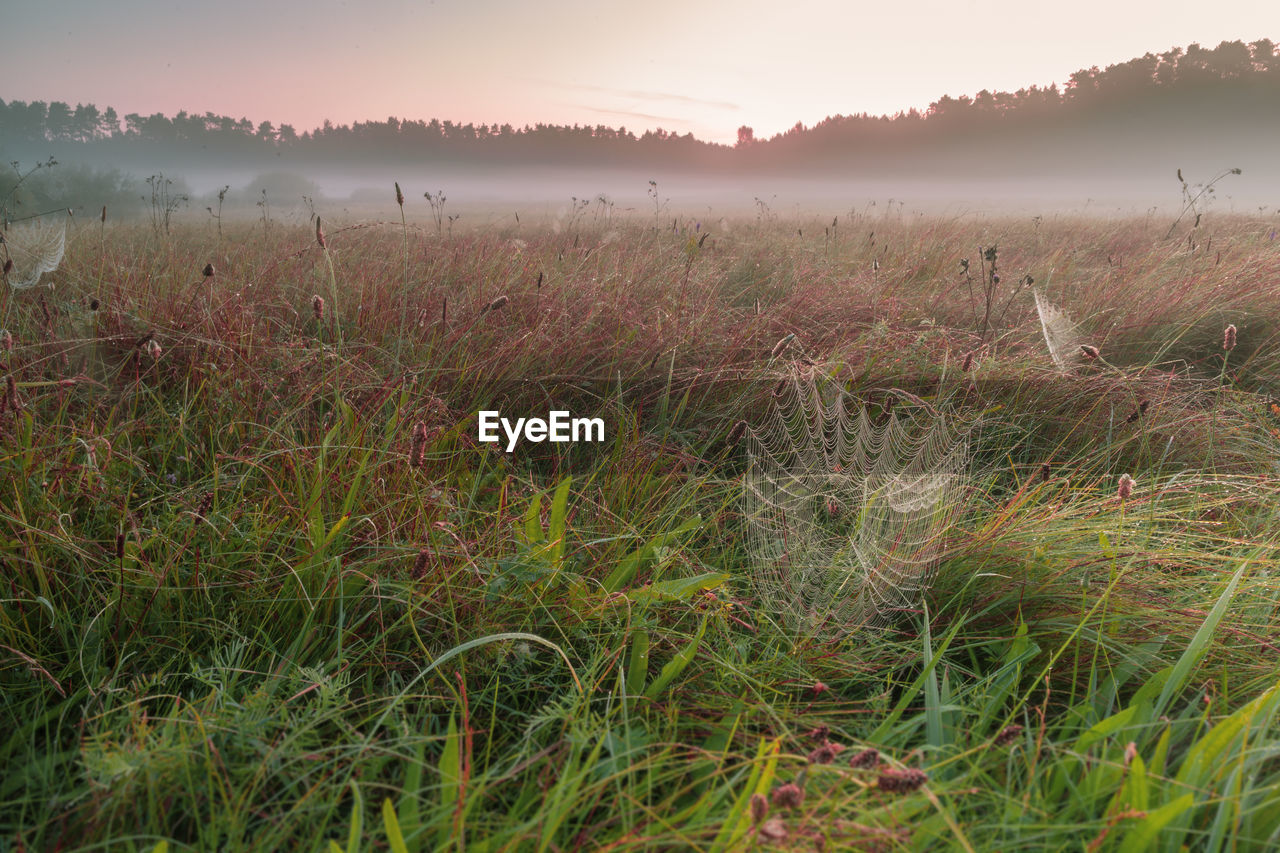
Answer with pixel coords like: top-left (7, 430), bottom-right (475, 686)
top-left (202, 263), bottom-right (215, 277)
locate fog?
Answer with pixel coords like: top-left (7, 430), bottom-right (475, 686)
top-left (157, 163), bottom-right (1277, 228)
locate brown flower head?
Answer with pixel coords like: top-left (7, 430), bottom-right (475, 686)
top-left (1224, 323), bottom-right (1237, 352)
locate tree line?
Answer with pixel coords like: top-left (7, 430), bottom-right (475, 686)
top-left (2, 38), bottom-right (1277, 175)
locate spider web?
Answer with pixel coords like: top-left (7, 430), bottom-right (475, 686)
top-left (743, 366), bottom-right (971, 635)
top-left (4, 220), bottom-right (66, 290)
top-left (1033, 288), bottom-right (1083, 371)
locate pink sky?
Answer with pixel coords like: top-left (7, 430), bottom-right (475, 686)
top-left (5, 0), bottom-right (1275, 145)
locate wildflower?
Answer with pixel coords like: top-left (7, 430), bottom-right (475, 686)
top-left (877, 767), bottom-right (927, 793)
top-left (771, 782), bottom-right (804, 810)
top-left (146, 339), bottom-right (162, 359)
top-left (848, 747), bottom-right (880, 770)
top-left (811, 681), bottom-right (829, 696)
top-left (1224, 323), bottom-right (1237, 352)
top-left (1117, 473), bottom-right (1135, 501)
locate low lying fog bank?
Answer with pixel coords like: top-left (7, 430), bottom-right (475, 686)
top-left (12, 159), bottom-right (1279, 227)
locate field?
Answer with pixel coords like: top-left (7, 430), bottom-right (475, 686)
top-left (3, 205), bottom-right (1280, 851)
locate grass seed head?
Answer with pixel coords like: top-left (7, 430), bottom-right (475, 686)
top-left (878, 767), bottom-right (927, 793)
top-left (849, 747), bottom-right (880, 770)
top-left (1224, 323), bottom-right (1237, 351)
top-left (771, 782), bottom-right (804, 810)
top-left (312, 294), bottom-right (325, 320)
top-left (1080, 344), bottom-right (1100, 360)
top-left (0, 329), bottom-right (11, 353)
top-left (316, 217), bottom-right (327, 249)
top-left (410, 421), bottom-right (428, 469)
top-left (993, 724), bottom-right (1024, 746)
top-left (395, 182), bottom-right (404, 207)
top-left (411, 548), bottom-right (432, 579)
top-left (727, 419), bottom-right (747, 446)
top-left (749, 792), bottom-right (768, 825)
top-left (202, 263), bottom-right (215, 278)
top-left (1117, 473), bottom-right (1135, 501)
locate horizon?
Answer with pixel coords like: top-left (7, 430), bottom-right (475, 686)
top-left (5, 1), bottom-right (1276, 145)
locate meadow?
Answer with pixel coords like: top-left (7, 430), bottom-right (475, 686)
top-left (3, 201), bottom-right (1280, 851)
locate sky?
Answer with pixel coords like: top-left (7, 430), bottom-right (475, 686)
top-left (3, 0), bottom-right (1276, 145)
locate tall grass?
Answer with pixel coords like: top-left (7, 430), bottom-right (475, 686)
top-left (2, 207), bottom-right (1280, 850)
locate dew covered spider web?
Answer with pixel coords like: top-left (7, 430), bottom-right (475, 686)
top-left (1034, 288), bottom-right (1084, 371)
top-left (743, 366), bottom-right (972, 635)
top-left (4, 219), bottom-right (66, 290)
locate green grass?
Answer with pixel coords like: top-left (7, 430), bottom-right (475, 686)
top-left (2, 207), bottom-right (1280, 850)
